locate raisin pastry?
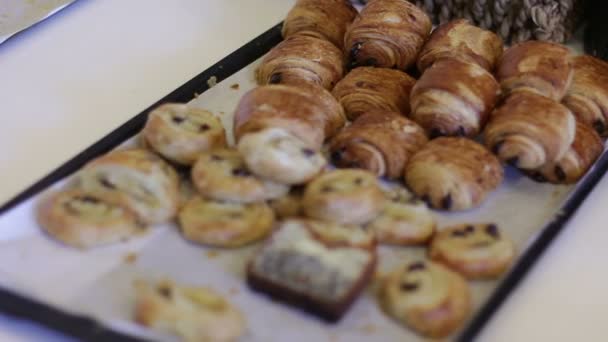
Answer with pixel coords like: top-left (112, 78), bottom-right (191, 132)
top-left (379, 260), bottom-right (471, 338)
top-left (178, 196), bottom-right (275, 248)
top-left (191, 148), bottom-right (288, 203)
top-left (417, 19), bottom-right (503, 73)
top-left (256, 35), bottom-right (344, 90)
top-left (142, 103), bottom-right (227, 165)
top-left (36, 189), bottom-right (146, 249)
top-left (331, 67), bottom-right (416, 120)
top-left (268, 186), bottom-right (305, 219)
top-left (282, 0), bottom-right (357, 49)
top-left (329, 111), bottom-right (428, 179)
top-left (302, 169), bottom-right (385, 225)
top-left (345, 0), bottom-right (432, 70)
top-left (530, 121), bottom-right (604, 184)
top-left (135, 280), bottom-right (245, 342)
top-left (410, 58), bottom-right (500, 138)
top-left (247, 218), bottom-right (377, 322)
top-left (237, 128), bottom-right (327, 185)
top-left (562, 55), bottom-right (608, 136)
top-left (484, 92), bottom-right (576, 169)
top-left (77, 149), bottom-right (180, 224)
top-left (405, 137), bottom-right (503, 211)
top-left (497, 41), bottom-right (573, 101)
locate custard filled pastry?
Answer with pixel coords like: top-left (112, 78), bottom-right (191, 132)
top-left (484, 92), bottom-right (576, 170)
top-left (256, 35), bottom-right (344, 90)
top-left (329, 111), bottom-right (428, 179)
top-left (344, 0), bottom-right (432, 70)
top-left (497, 41), bottom-right (573, 101)
top-left (282, 0), bottom-right (357, 49)
top-left (405, 137), bottom-right (503, 211)
top-left (410, 58), bottom-right (499, 138)
top-left (332, 67), bottom-right (416, 120)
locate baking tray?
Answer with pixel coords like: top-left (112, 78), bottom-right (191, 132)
top-left (0, 22), bottom-right (606, 342)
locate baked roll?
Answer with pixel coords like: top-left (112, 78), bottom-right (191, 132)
top-left (405, 137), bottom-right (503, 211)
top-left (417, 19), bottom-right (503, 73)
top-left (562, 55), bottom-right (608, 136)
top-left (77, 149), bottom-right (180, 224)
top-left (344, 0), bottom-right (432, 70)
top-left (331, 67), bottom-right (416, 120)
top-left (329, 111), bottom-right (428, 179)
top-left (410, 58), bottom-right (500, 138)
top-left (256, 35), bottom-right (344, 90)
top-left (282, 0), bottom-right (357, 49)
top-left (484, 92), bottom-right (576, 169)
top-left (497, 41), bottom-right (573, 101)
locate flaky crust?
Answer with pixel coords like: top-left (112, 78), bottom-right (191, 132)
top-left (497, 41), bottom-right (573, 101)
top-left (332, 67), bottom-right (416, 119)
top-left (484, 92), bottom-right (576, 170)
top-left (256, 35), bottom-right (344, 90)
top-left (417, 19), bottom-right (503, 72)
top-left (405, 137), bottom-right (503, 211)
top-left (329, 111), bottom-right (428, 179)
top-left (410, 58), bottom-right (500, 138)
top-left (345, 0), bottom-right (432, 70)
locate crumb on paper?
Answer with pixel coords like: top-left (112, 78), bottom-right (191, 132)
top-left (124, 252), bottom-right (138, 264)
top-left (229, 288), bottom-right (239, 295)
top-left (230, 83), bottom-right (240, 90)
top-left (360, 323), bottom-right (376, 334)
top-left (194, 92), bottom-right (200, 98)
top-left (207, 76), bottom-right (218, 88)
top-left (206, 250), bottom-right (220, 259)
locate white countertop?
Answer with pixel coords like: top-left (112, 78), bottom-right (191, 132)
top-left (0, 0), bottom-right (606, 341)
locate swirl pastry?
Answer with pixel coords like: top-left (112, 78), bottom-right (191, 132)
top-left (410, 58), bottom-right (500, 138)
top-left (497, 41), bottom-right (573, 101)
top-left (344, 0), bottom-right (432, 70)
top-left (405, 137), bottom-right (503, 211)
top-left (484, 92), bottom-right (576, 169)
top-left (417, 19), bottom-right (503, 73)
top-left (329, 111), bottom-right (428, 179)
top-left (332, 67), bottom-right (416, 120)
top-left (562, 55), bottom-right (608, 136)
top-left (282, 0), bottom-right (357, 49)
top-left (256, 35), bottom-right (344, 90)
top-left (77, 149), bottom-right (180, 224)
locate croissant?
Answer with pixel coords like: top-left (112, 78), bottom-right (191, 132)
top-left (256, 35), bottom-right (344, 90)
top-left (332, 67), bottom-right (416, 120)
top-left (410, 58), bottom-right (500, 138)
top-left (405, 137), bottom-right (503, 211)
top-left (562, 55), bottom-right (608, 137)
top-left (329, 111), bottom-right (428, 179)
top-left (497, 41), bottom-right (573, 101)
top-left (282, 0), bottom-right (358, 49)
top-left (484, 92), bottom-right (576, 170)
top-left (344, 0), bottom-right (432, 70)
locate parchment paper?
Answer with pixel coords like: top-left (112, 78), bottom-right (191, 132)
top-left (0, 0), bottom-right (75, 44)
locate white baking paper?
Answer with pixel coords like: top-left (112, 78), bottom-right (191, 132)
top-left (0, 0), bottom-right (75, 45)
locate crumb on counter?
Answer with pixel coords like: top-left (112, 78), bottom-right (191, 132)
top-left (207, 76), bottom-right (218, 88)
top-left (230, 83), bottom-right (240, 90)
top-left (124, 252), bottom-right (138, 264)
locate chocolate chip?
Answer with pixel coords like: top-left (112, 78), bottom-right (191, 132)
top-left (554, 165), bottom-right (567, 182)
top-left (199, 123), bottom-right (210, 132)
top-left (593, 120), bottom-right (606, 135)
top-left (232, 168), bottom-right (250, 177)
top-left (210, 155), bottom-right (223, 161)
top-left (77, 195), bottom-right (100, 204)
top-left (530, 172), bottom-right (547, 183)
top-left (354, 177), bottom-right (363, 185)
top-left (492, 140), bottom-right (504, 154)
top-left (269, 73), bottom-right (282, 84)
top-left (171, 116), bottom-right (185, 124)
top-left (100, 177), bottom-right (116, 190)
top-left (465, 225), bottom-right (475, 233)
top-left (457, 126), bottom-right (466, 136)
top-left (429, 128), bottom-right (443, 139)
top-left (441, 193), bottom-right (453, 210)
top-left (158, 286), bottom-right (172, 299)
top-left (507, 156), bottom-right (519, 167)
top-left (364, 58), bottom-right (378, 67)
top-left (301, 148), bottom-right (315, 157)
top-left (355, 81), bottom-right (365, 87)
top-left (486, 224), bottom-right (500, 238)
top-left (408, 262), bottom-right (425, 271)
top-left (330, 149), bottom-right (344, 163)
top-left (400, 282), bottom-right (420, 291)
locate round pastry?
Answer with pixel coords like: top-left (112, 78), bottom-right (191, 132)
top-left (379, 260), bottom-right (471, 338)
top-left (191, 148), bottom-right (288, 203)
top-left (331, 67), bottom-right (416, 120)
top-left (142, 103), bottom-right (227, 165)
top-left (268, 186), bottom-right (305, 219)
top-left (237, 128), bottom-right (327, 185)
top-left (37, 189), bottom-right (146, 249)
top-left (178, 196), bottom-right (275, 248)
top-left (484, 91), bottom-right (576, 170)
top-left (77, 149), bottom-right (180, 224)
top-left (429, 223), bottom-right (516, 279)
top-left (302, 169), bottom-right (385, 225)
top-left (405, 137), bottom-right (503, 211)
top-left (256, 35), bottom-right (344, 90)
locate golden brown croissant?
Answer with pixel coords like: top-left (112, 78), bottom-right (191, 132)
top-left (410, 58), bottom-right (500, 138)
top-left (562, 55), bottom-right (608, 137)
top-left (344, 0), bottom-right (432, 70)
top-left (282, 0), bottom-right (357, 49)
top-left (332, 67), bottom-right (416, 120)
top-left (256, 35), bottom-right (344, 90)
top-left (497, 41), bottom-right (573, 101)
top-left (405, 137), bottom-right (503, 211)
top-left (234, 84), bottom-right (346, 150)
top-left (329, 111), bottom-right (428, 179)
top-left (484, 92), bottom-right (576, 170)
